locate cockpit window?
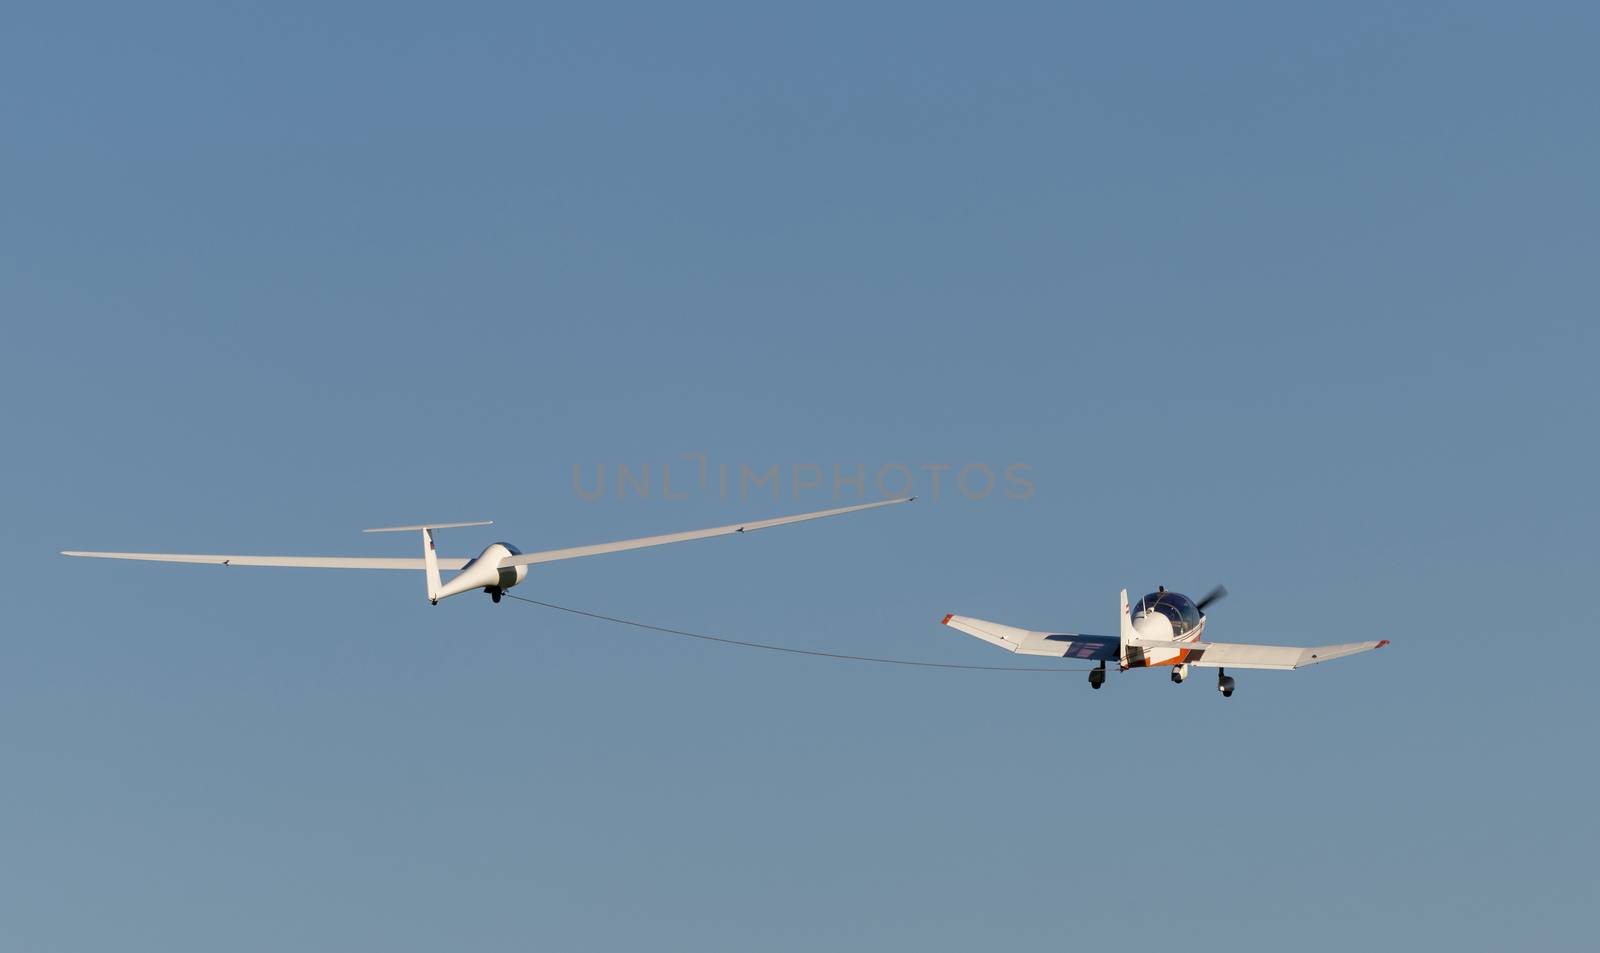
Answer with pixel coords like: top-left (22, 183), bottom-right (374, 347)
top-left (1135, 591), bottom-right (1202, 631)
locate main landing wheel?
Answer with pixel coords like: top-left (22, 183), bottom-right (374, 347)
top-left (1088, 662), bottom-right (1106, 690)
top-left (1217, 668), bottom-right (1235, 698)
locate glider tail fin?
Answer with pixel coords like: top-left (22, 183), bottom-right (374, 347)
top-left (423, 528), bottom-right (442, 604)
top-left (361, 520), bottom-right (492, 605)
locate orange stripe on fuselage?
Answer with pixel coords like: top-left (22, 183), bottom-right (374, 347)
top-left (1139, 647), bottom-right (1192, 668)
top-left (1128, 634), bottom-right (1202, 668)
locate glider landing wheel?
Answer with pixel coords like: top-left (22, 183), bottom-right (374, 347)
top-left (1088, 662), bottom-right (1106, 691)
top-left (486, 586), bottom-right (503, 604)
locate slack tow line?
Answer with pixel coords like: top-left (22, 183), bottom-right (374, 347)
top-left (502, 593), bottom-right (1093, 673)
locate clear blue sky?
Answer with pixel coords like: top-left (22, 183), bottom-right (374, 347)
top-left (3, 2), bottom-right (1596, 950)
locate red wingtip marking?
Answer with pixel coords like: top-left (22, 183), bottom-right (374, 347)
top-left (941, 614), bottom-right (954, 625)
top-left (1376, 639), bottom-right (1390, 649)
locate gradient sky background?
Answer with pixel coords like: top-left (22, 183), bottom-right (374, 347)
top-left (3, 2), bottom-right (1596, 950)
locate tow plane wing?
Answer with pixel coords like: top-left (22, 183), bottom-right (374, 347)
top-left (1125, 637), bottom-right (1388, 670)
top-left (941, 614), bottom-right (1119, 661)
top-left (943, 586), bottom-right (1389, 695)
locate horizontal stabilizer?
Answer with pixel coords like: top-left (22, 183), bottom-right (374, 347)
top-left (61, 551), bottom-right (470, 571)
top-left (363, 520), bottom-right (493, 533)
top-left (941, 613), bottom-right (1119, 661)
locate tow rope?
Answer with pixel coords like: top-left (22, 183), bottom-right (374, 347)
top-left (502, 592), bottom-right (1092, 673)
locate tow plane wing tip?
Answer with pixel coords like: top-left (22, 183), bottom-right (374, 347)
top-left (1377, 639), bottom-right (1390, 649)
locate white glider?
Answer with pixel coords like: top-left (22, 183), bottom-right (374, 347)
top-left (942, 585), bottom-right (1386, 697)
top-left (63, 497), bottom-right (913, 604)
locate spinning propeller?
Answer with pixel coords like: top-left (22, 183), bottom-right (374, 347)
top-left (1195, 584), bottom-right (1228, 612)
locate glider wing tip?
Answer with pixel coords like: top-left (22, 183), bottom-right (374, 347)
top-left (1376, 639), bottom-right (1390, 649)
top-left (941, 613), bottom-right (954, 625)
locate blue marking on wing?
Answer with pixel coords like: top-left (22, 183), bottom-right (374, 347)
top-left (1043, 634), bottom-right (1120, 660)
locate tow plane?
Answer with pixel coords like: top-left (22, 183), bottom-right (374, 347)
top-left (942, 586), bottom-right (1386, 697)
top-left (62, 497), bottom-right (912, 604)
